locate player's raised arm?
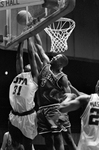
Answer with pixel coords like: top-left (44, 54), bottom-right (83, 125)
top-left (32, 34), bottom-right (44, 71)
top-left (16, 42), bottom-right (24, 75)
top-left (34, 33), bottom-right (50, 65)
top-left (27, 38), bottom-right (38, 83)
top-left (36, 44), bottom-right (50, 66)
top-left (34, 34), bottom-right (43, 46)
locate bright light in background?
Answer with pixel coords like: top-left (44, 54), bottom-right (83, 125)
top-left (5, 71), bottom-right (8, 75)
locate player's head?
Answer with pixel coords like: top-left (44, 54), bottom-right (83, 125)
top-left (95, 80), bottom-right (99, 95)
top-left (17, 10), bottom-right (33, 26)
top-left (50, 54), bottom-right (68, 69)
top-left (24, 64), bottom-right (31, 72)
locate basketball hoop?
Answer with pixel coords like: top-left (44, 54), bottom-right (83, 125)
top-left (44, 17), bottom-right (75, 53)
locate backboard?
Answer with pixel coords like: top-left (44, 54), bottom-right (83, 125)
top-left (0, 2), bottom-right (45, 49)
top-left (0, 0), bottom-right (76, 50)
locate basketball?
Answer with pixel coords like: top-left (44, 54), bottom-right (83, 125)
top-left (16, 10), bottom-right (33, 26)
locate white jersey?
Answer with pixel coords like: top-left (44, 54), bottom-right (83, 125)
top-left (9, 72), bottom-right (38, 140)
top-left (77, 94), bottom-right (99, 150)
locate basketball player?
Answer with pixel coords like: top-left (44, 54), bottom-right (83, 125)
top-left (33, 34), bottom-right (79, 150)
top-left (0, 131), bottom-right (24, 150)
top-left (59, 80), bottom-right (99, 150)
top-left (0, 132), bottom-right (12, 150)
top-left (8, 37), bottom-right (39, 150)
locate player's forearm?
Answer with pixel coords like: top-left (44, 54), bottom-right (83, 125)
top-left (34, 34), bottom-right (42, 46)
top-left (59, 98), bottom-right (80, 113)
top-left (36, 44), bottom-right (50, 64)
top-left (16, 55), bottom-right (23, 74)
top-left (35, 53), bottom-right (43, 71)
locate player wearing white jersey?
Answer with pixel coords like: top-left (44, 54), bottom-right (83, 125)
top-left (9, 71), bottom-right (38, 139)
top-left (8, 37), bottom-right (39, 150)
top-left (59, 80), bottom-right (99, 150)
top-left (77, 93), bottom-right (99, 150)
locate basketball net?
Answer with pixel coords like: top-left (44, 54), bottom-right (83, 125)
top-left (44, 17), bottom-right (75, 53)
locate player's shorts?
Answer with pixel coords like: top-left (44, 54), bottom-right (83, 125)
top-left (9, 109), bottom-right (37, 140)
top-left (37, 104), bottom-right (71, 135)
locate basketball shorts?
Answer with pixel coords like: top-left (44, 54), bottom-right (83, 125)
top-left (37, 104), bottom-right (71, 134)
top-left (9, 110), bottom-right (37, 140)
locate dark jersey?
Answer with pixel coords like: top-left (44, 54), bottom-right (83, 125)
top-left (38, 64), bottom-right (67, 107)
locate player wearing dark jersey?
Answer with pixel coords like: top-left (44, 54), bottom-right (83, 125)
top-left (34, 34), bottom-right (77, 150)
top-left (37, 63), bottom-right (71, 134)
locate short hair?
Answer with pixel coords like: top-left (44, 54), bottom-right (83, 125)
top-left (61, 54), bottom-right (68, 67)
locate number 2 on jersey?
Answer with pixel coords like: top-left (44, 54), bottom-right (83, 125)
top-left (89, 108), bottom-right (99, 125)
top-left (13, 85), bottom-right (22, 95)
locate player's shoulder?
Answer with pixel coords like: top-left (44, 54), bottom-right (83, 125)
top-left (61, 74), bottom-right (69, 85)
top-left (60, 72), bottom-right (67, 80)
top-left (90, 93), bottom-right (99, 99)
top-left (39, 64), bottom-right (50, 76)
